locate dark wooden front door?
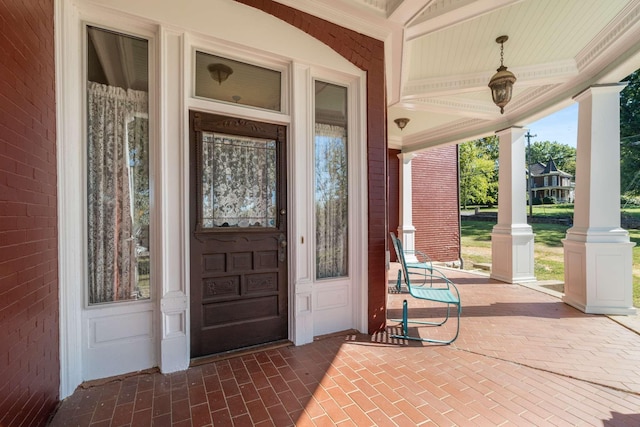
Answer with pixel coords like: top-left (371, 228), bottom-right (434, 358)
top-left (189, 111), bottom-right (288, 357)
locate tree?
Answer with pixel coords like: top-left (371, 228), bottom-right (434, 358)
top-left (475, 134), bottom-right (499, 162)
top-left (458, 139), bottom-right (498, 209)
top-left (620, 70), bottom-right (640, 195)
top-left (527, 140), bottom-right (576, 176)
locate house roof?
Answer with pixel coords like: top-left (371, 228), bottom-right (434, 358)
top-left (275, 0), bottom-right (640, 152)
top-left (529, 158), bottom-right (572, 177)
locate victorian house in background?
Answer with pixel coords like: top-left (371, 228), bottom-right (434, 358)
top-left (529, 157), bottom-right (575, 204)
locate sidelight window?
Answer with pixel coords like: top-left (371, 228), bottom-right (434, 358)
top-left (314, 81), bottom-right (348, 279)
top-left (86, 27), bottom-right (151, 304)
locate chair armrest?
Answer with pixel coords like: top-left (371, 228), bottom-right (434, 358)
top-left (404, 249), bottom-right (433, 266)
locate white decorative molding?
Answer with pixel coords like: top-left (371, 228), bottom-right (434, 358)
top-left (403, 59), bottom-right (577, 98)
top-left (402, 116), bottom-right (497, 152)
top-left (406, 96), bottom-right (497, 117)
top-left (360, 0), bottom-right (403, 14)
top-left (413, 117), bottom-right (485, 140)
top-left (272, 0), bottom-right (397, 41)
top-left (576, 0), bottom-right (640, 71)
top-left (403, 72), bottom-right (493, 97)
top-left (56, 0), bottom-right (83, 400)
top-left (506, 84), bottom-right (558, 112)
top-left (160, 292), bottom-right (188, 314)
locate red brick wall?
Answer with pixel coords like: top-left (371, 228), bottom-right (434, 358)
top-left (236, 0), bottom-right (388, 333)
top-left (0, 0), bottom-right (60, 425)
top-left (412, 146), bottom-right (461, 262)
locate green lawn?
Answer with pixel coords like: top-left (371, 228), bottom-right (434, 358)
top-left (461, 218), bottom-right (640, 307)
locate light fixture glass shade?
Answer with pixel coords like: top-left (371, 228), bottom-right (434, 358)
top-left (488, 65), bottom-right (516, 114)
top-left (207, 63), bottom-right (233, 85)
top-left (394, 117), bottom-right (410, 130)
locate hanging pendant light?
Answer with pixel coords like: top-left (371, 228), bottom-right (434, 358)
top-left (488, 35), bottom-right (516, 114)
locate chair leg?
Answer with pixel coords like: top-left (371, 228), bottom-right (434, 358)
top-left (402, 299), bottom-right (408, 336)
top-left (390, 299), bottom-right (461, 345)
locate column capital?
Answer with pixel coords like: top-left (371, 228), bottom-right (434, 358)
top-left (495, 126), bottom-right (526, 138)
top-left (573, 82), bottom-right (627, 102)
top-left (397, 152), bottom-right (417, 163)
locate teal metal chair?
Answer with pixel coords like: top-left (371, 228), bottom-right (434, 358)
top-left (389, 232), bottom-right (461, 344)
top-left (396, 239), bottom-right (448, 283)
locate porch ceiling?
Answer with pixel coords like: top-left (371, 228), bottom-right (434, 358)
top-left (274, 0), bottom-right (640, 152)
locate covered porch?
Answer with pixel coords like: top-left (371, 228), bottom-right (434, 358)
top-left (50, 267), bottom-right (640, 425)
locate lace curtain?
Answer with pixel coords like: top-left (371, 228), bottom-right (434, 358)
top-left (87, 82), bottom-right (148, 303)
top-left (315, 123), bottom-right (348, 279)
top-left (202, 133), bottom-right (277, 228)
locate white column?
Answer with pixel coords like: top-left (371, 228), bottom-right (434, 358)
top-left (397, 153), bottom-right (417, 262)
top-left (491, 127), bottom-right (536, 283)
top-left (563, 84), bottom-right (636, 315)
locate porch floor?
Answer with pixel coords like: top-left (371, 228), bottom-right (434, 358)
top-left (49, 267), bottom-right (640, 426)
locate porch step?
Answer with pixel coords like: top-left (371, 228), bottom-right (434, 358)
top-left (472, 262), bottom-right (491, 271)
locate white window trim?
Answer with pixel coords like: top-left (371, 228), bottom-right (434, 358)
top-left (56, 0), bottom-right (161, 398)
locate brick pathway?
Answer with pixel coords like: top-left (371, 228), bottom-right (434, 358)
top-left (49, 268), bottom-right (640, 426)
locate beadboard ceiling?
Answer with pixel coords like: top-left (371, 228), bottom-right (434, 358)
top-left (274, 0), bottom-right (640, 152)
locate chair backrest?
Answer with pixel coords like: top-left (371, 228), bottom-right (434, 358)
top-left (389, 232), bottom-right (411, 287)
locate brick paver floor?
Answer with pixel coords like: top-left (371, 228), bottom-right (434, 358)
top-left (49, 267), bottom-right (640, 426)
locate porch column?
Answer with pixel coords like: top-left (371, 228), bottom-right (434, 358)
top-left (562, 84), bottom-right (636, 315)
top-left (491, 127), bottom-right (536, 283)
top-left (397, 153), bottom-right (417, 262)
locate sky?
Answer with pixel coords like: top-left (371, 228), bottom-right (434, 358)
top-left (528, 103), bottom-right (578, 148)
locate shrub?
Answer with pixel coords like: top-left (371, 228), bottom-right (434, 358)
top-left (543, 196), bottom-right (557, 204)
top-left (622, 194), bottom-right (640, 207)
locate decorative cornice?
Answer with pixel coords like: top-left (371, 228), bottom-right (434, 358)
top-left (576, 0), bottom-right (640, 71)
top-left (403, 72), bottom-right (493, 98)
top-left (361, 0), bottom-right (403, 15)
top-left (507, 84), bottom-right (557, 113)
top-left (403, 59), bottom-right (577, 98)
top-left (404, 117), bottom-right (487, 148)
top-left (407, 96), bottom-right (497, 118)
top-left (271, 0), bottom-right (396, 41)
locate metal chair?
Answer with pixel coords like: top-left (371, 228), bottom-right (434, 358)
top-left (389, 232), bottom-right (461, 344)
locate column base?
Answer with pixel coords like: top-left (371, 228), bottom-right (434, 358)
top-left (398, 225), bottom-right (418, 263)
top-left (563, 236), bottom-right (636, 315)
top-left (490, 224), bottom-right (536, 283)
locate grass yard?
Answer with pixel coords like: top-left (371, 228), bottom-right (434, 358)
top-left (461, 219), bottom-right (640, 307)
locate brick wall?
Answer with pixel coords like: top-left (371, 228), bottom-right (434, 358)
top-left (0, 0), bottom-right (60, 425)
top-left (236, 0), bottom-right (388, 333)
top-left (412, 146), bottom-right (461, 262)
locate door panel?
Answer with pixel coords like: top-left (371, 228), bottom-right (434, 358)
top-left (189, 112), bottom-right (288, 357)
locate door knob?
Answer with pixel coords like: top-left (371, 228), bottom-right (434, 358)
top-left (278, 233), bottom-right (287, 262)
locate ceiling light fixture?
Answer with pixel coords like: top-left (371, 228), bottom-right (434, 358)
top-left (394, 117), bottom-right (410, 131)
top-left (488, 35), bottom-right (516, 114)
top-left (208, 63), bottom-right (233, 85)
